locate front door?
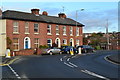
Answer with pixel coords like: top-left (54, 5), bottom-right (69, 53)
top-left (24, 37), bottom-right (31, 49)
top-left (55, 38), bottom-right (61, 48)
top-left (25, 40), bottom-right (29, 49)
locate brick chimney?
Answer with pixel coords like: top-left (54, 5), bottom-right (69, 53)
top-left (58, 13), bottom-right (66, 18)
top-left (31, 9), bottom-right (40, 15)
top-left (42, 11), bottom-right (48, 16)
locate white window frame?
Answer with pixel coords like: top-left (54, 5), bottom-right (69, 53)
top-left (63, 26), bottom-right (66, 35)
top-left (76, 39), bottom-right (79, 47)
top-left (70, 26), bottom-right (73, 36)
top-left (25, 22), bottom-right (29, 34)
top-left (13, 21), bottom-right (19, 34)
top-left (13, 38), bottom-right (19, 51)
top-left (76, 27), bottom-right (79, 36)
top-left (56, 25), bottom-right (59, 35)
top-left (34, 23), bottom-right (39, 33)
top-left (47, 25), bottom-right (52, 35)
top-left (34, 38), bottom-right (39, 48)
top-left (47, 39), bottom-right (52, 47)
top-left (63, 39), bottom-right (67, 45)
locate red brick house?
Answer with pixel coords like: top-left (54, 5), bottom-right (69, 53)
top-left (0, 9), bottom-right (84, 55)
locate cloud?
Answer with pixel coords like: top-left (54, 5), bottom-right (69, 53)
top-left (68, 8), bottom-right (118, 33)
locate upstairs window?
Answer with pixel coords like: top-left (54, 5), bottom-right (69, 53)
top-left (47, 25), bottom-right (52, 35)
top-left (25, 22), bottom-right (29, 33)
top-left (13, 21), bottom-right (19, 33)
top-left (63, 26), bottom-right (66, 35)
top-left (34, 23), bottom-right (39, 32)
top-left (70, 26), bottom-right (73, 36)
top-left (76, 27), bottom-right (79, 36)
top-left (56, 25), bottom-right (59, 35)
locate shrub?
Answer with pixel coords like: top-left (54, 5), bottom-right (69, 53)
top-left (39, 45), bottom-right (49, 49)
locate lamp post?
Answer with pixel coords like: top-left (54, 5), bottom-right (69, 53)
top-left (106, 19), bottom-right (109, 50)
top-left (76, 9), bottom-right (84, 54)
top-left (76, 9), bottom-right (84, 28)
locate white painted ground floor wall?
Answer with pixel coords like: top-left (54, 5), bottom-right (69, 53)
top-left (0, 19), bottom-right (6, 56)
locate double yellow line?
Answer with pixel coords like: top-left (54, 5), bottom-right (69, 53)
top-left (0, 57), bottom-right (19, 66)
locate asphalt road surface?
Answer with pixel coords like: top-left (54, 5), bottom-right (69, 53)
top-left (2, 50), bottom-right (119, 79)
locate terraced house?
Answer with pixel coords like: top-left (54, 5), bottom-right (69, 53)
top-left (0, 8), bottom-right (84, 56)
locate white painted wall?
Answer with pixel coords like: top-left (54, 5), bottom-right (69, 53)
top-left (0, 19), bottom-right (6, 56)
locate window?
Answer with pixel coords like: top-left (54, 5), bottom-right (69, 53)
top-left (76, 39), bottom-right (79, 47)
top-left (63, 39), bottom-right (67, 45)
top-left (47, 39), bottom-right (52, 47)
top-left (47, 25), bottom-right (51, 34)
top-left (63, 26), bottom-right (66, 35)
top-left (34, 23), bottom-right (39, 32)
top-left (13, 21), bottom-right (19, 33)
top-left (25, 22), bottom-right (29, 33)
top-left (56, 25), bottom-right (59, 35)
top-left (70, 26), bottom-right (73, 36)
top-left (76, 27), bottom-right (79, 36)
top-left (34, 38), bottom-right (39, 48)
top-left (13, 38), bottom-right (19, 51)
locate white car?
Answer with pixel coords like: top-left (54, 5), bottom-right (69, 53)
top-left (44, 47), bottom-right (61, 55)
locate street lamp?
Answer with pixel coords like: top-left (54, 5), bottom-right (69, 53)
top-left (76, 9), bottom-right (84, 28)
top-left (106, 19), bottom-right (109, 50)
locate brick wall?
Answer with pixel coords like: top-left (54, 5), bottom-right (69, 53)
top-left (6, 19), bottom-right (83, 55)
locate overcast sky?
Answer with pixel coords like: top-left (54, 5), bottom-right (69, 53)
top-left (0, 1), bottom-right (118, 33)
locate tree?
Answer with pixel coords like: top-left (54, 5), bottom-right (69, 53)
top-left (6, 37), bottom-right (12, 50)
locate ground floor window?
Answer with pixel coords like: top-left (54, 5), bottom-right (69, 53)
top-left (13, 38), bottom-right (19, 51)
top-left (76, 39), bottom-right (79, 47)
top-left (34, 38), bottom-right (39, 48)
top-left (47, 39), bottom-right (52, 47)
top-left (63, 39), bottom-right (67, 45)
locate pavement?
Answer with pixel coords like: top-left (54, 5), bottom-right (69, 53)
top-left (106, 52), bottom-right (120, 64)
top-left (0, 56), bottom-right (20, 66)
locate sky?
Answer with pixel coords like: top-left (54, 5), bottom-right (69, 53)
top-left (0, 1), bottom-right (119, 33)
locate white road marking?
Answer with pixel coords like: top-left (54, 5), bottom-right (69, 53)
top-left (71, 55), bottom-right (78, 58)
top-left (81, 69), bottom-right (110, 80)
top-left (67, 58), bottom-right (70, 61)
top-left (64, 62), bottom-right (74, 68)
top-left (7, 65), bottom-right (21, 79)
top-left (63, 56), bottom-right (67, 58)
top-left (68, 62), bottom-right (78, 67)
top-left (60, 58), bottom-right (63, 61)
top-left (104, 55), bottom-right (120, 65)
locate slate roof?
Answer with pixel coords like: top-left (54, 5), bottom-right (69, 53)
top-left (2, 10), bottom-right (84, 27)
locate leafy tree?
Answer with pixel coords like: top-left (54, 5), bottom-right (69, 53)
top-left (6, 37), bottom-right (12, 50)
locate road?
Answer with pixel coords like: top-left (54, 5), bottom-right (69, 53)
top-left (2, 50), bottom-right (119, 79)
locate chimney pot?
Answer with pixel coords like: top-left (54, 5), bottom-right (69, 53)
top-left (58, 13), bottom-right (66, 18)
top-left (42, 11), bottom-right (48, 16)
top-left (31, 9), bottom-right (40, 15)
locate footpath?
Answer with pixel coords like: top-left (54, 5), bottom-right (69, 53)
top-left (106, 53), bottom-right (120, 65)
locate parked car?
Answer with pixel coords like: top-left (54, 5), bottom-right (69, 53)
top-left (61, 46), bottom-right (77, 54)
top-left (76, 45), bottom-right (95, 53)
top-left (42, 47), bottom-right (61, 55)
